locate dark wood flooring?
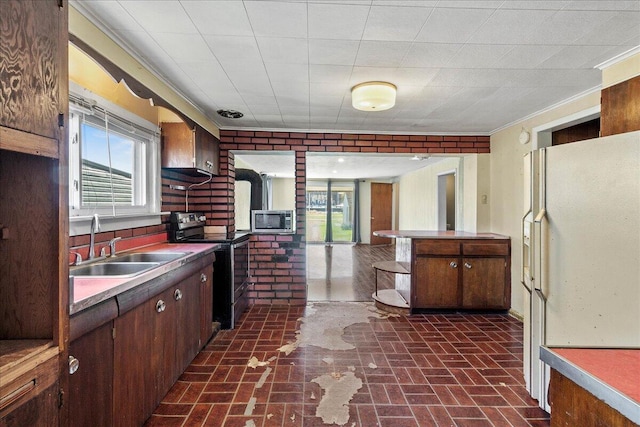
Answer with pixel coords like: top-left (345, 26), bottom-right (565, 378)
top-left (306, 243), bottom-right (396, 301)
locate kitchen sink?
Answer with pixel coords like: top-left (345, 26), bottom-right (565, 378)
top-left (70, 262), bottom-right (159, 277)
top-left (107, 252), bottom-right (189, 263)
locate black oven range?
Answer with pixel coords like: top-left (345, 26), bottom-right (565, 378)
top-left (169, 212), bottom-right (250, 329)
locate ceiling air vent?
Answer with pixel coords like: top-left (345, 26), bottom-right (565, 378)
top-left (217, 109), bottom-right (243, 119)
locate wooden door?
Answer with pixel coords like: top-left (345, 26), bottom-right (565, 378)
top-left (414, 257), bottom-right (460, 308)
top-left (370, 183), bottom-right (392, 245)
top-left (461, 258), bottom-right (507, 309)
top-left (69, 323), bottom-right (114, 427)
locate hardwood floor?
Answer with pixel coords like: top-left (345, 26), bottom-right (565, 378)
top-left (306, 243), bottom-right (397, 301)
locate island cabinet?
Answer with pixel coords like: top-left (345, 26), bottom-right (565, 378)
top-left (161, 121), bottom-right (220, 175)
top-left (412, 239), bottom-right (511, 311)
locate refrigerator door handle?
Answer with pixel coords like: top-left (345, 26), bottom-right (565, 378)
top-left (533, 209), bottom-right (547, 300)
top-left (521, 211), bottom-right (532, 292)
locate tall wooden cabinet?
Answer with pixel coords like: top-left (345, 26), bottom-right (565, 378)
top-left (0, 1), bottom-right (69, 425)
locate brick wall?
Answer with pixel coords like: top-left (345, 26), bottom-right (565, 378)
top-left (214, 131), bottom-right (488, 306)
top-left (70, 130), bottom-right (488, 307)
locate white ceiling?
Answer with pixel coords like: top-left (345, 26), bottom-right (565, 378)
top-left (235, 151), bottom-right (444, 179)
top-left (72, 1), bottom-right (639, 134)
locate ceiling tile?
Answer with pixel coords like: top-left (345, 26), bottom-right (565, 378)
top-left (244, 1), bottom-right (307, 38)
top-left (265, 63), bottom-right (310, 83)
top-left (309, 40), bottom-right (360, 65)
top-left (151, 33), bottom-right (216, 63)
top-left (257, 37), bottom-right (309, 64)
top-left (468, 9), bottom-right (557, 44)
top-left (363, 5), bottom-right (433, 41)
top-left (204, 36), bottom-right (262, 64)
top-left (355, 41), bottom-right (412, 67)
top-left (491, 45), bottom-right (565, 69)
top-left (574, 11), bottom-right (640, 45)
top-left (524, 10), bottom-right (619, 45)
top-left (428, 68), bottom-right (520, 87)
top-left (435, 1), bottom-right (503, 8)
top-left (447, 44), bottom-right (514, 68)
top-left (562, 1), bottom-right (640, 11)
top-left (499, 1), bottom-right (569, 9)
top-left (540, 45), bottom-right (621, 69)
top-left (416, 7), bottom-right (494, 43)
top-left (309, 65), bottom-right (353, 84)
top-left (402, 43), bottom-right (462, 67)
top-left (308, 3), bottom-right (370, 40)
top-left (182, 1), bottom-right (253, 36)
top-left (118, 1), bottom-right (197, 34)
top-left (80, 1), bottom-right (142, 31)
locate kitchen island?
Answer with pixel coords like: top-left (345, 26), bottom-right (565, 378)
top-left (373, 230), bottom-right (511, 313)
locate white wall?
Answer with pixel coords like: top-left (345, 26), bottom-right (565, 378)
top-left (271, 178), bottom-right (295, 210)
top-left (397, 157), bottom-right (461, 229)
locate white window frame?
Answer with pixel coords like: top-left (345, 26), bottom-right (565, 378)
top-left (68, 83), bottom-right (161, 236)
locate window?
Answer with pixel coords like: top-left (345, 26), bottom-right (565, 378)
top-left (68, 90), bottom-right (160, 229)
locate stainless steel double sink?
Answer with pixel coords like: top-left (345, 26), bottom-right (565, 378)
top-left (70, 252), bottom-right (190, 278)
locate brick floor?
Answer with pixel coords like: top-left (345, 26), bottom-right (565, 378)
top-left (146, 304), bottom-right (550, 427)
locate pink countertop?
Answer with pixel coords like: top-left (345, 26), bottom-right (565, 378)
top-left (373, 230), bottom-right (509, 239)
top-left (71, 242), bottom-right (218, 314)
top-left (540, 346), bottom-right (640, 424)
top-left (553, 348), bottom-right (640, 403)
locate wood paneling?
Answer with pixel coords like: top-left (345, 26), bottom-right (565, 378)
top-left (0, 126), bottom-right (59, 158)
top-left (0, 151), bottom-right (57, 339)
top-left (601, 75), bottom-right (640, 137)
top-left (549, 368), bottom-right (637, 427)
top-left (552, 118), bottom-right (600, 146)
top-left (0, 1), bottom-right (62, 139)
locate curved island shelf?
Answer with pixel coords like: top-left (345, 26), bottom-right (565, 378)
top-left (373, 230), bottom-right (511, 313)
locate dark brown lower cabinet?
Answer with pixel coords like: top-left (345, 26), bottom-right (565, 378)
top-left (68, 322), bottom-right (113, 427)
top-left (0, 382), bottom-right (59, 427)
top-left (414, 257), bottom-right (459, 308)
top-left (412, 239), bottom-right (511, 311)
top-left (112, 266), bottom-right (209, 426)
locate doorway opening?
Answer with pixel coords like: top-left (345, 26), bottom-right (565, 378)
top-left (306, 180), bottom-right (355, 243)
top-left (438, 172), bottom-right (456, 231)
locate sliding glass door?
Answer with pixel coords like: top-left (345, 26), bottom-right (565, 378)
top-left (306, 181), bottom-right (355, 243)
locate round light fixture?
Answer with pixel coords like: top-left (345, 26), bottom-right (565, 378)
top-left (519, 128), bottom-right (530, 144)
top-left (351, 81), bottom-right (397, 111)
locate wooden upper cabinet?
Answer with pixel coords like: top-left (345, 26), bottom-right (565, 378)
top-left (0, 1), bottom-right (66, 140)
top-left (161, 121), bottom-right (219, 175)
top-left (601, 75), bottom-right (640, 137)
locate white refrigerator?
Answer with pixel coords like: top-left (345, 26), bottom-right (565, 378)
top-left (522, 130), bottom-right (640, 411)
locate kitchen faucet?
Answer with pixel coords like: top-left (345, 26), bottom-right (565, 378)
top-left (88, 213), bottom-right (101, 260)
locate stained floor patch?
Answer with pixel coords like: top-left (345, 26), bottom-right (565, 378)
top-left (278, 302), bottom-right (393, 354)
top-left (311, 371), bottom-right (363, 426)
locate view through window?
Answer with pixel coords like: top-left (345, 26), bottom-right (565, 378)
top-left (306, 181), bottom-right (354, 243)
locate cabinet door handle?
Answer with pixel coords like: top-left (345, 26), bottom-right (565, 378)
top-left (464, 262), bottom-right (472, 269)
top-left (69, 356), bottom-right (80, 375)
top-left (200, 273), bottom-right (207, 283)
top-left (156, 299), bottom-right (166, 313)
top-left (174, 289), bottom-right (183, 301)
top-left (205, 160), bottom-right (213, 170)
top-left (449, 261), bottom-right (458, 268)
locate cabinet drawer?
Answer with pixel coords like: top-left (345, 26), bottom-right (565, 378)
top-left (462, 242), bottom-right (509, 256)
top-left (414, 240), bottom-right (460, 255)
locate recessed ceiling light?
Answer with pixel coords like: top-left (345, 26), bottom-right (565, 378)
top-left (338, 158), bottom-right (344, 163)
top-left (332, 170), bottom-right (337, 174)
top-left (216, 109), bottom-right (243, 119)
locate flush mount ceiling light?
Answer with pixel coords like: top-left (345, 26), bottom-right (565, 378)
top-left (351, 81), bottom-right (397, 112)
top-left (217, 109), bottom-right (243, 119)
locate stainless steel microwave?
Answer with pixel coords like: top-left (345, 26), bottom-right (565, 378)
top-left (251, 210), bottom-right (295, 233)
